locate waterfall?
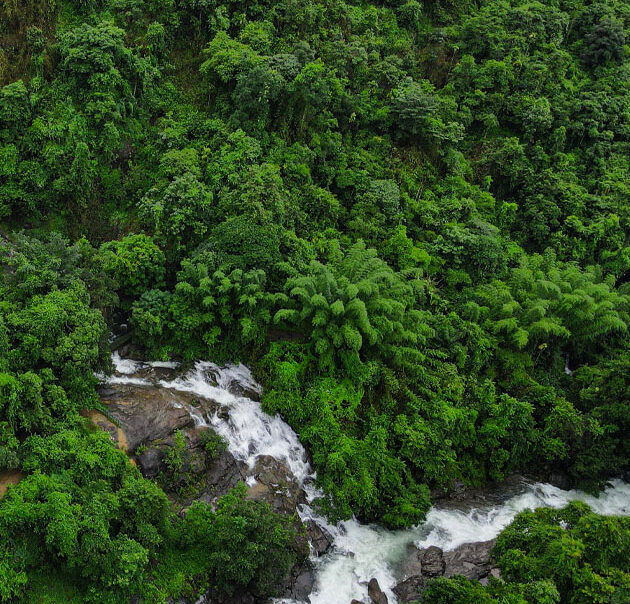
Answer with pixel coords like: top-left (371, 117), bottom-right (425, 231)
top-left (104, 354), bottom-right (630, 604)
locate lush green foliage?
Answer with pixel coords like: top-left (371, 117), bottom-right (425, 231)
top-left (1, 0), bottom-right (629, 598)
top-left (169, 483), bottom-right (299, 598)
top-left (0, 235), bottom-right (296, 602)
top-left (0, 430), bottom-right (169, 603)
top-left (0, 430), bottom-right (297, 603)
top-left (422, 501), bottom-right (630, 604)
top-left (0, 233), bottom-right (111, 436)
top-left (494, 502), bottom-right (630, 603)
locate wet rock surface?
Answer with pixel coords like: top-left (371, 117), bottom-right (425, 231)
top-left (443, 539), bottom-right (496, 579)
top-left (198, 445), bottom-right (245, 504)
top-left (99, 383), bottom-right (201, 451)
top-left (245, 455), bottom-right (306, 515)
top-left (197, 363), bottom-right (261, 402)
top-left (98, 379), bottom-right (315, 513)
top-left (278, 558), bottom-right (316, 601)
top-left (399, 544), bottom-right (444, 580)
top-left (136, 447), bottom-right (162, 477)
top-left (546, 470), bottom-right (573, 491)
top-left (224, 377), bottom-right (261, 402)
top-left (433, 474), bottom-right (532, 508)
top-left (305, 519), bottom-right (334, 556)
top-left (393, 575), bottom-right (426, 603)
top-left (98, 367), bottom-right (314, 604)
top-left (368, 577), bottom-right (388, 604)
top-left (394, 539), bottom-right (497, 602)
top-left (432, 471), bottom-right (576, 508)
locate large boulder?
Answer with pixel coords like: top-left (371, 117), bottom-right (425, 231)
top-left (197, 445), bottom-right (244, 503)
top-left (443, 539), bottom-right (495, 580)
top-left (278, 559), bottom-right (316, 602)
top-left (393, 575), bottom-right (426, 603)
top-left (368, 578), bottom-right (388, 604)
top-left (399, 544), bottom-right (445, 580)
top-left (200, 365), bottom-right (261, 402)
top-left (245, 455), bottom-right (306, 515)
top-left (394, 540), bottom-right (496, 602)
top-left (224, 377), bottom-right (261, 402)
top-left (136, 447), bottom-right (162, 478)
top-left (98, 381), bottom-right (244, 503)
top-left (98, 383), bottom-right (202, 450)
top-left (305, 519), bottom-right (334, 556)
top-left (421, 546), bottom-right (447, 577)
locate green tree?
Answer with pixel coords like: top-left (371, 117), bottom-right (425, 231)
top-left (0, 429), bottom-right (170, 603)
top-left (174, 483), bottom-right (298, 598)
top-left (493, 502), bottom-right (630, 604)
top-left (139, 149), bottom-right (213, 255)
top-left (275, 241), bottom-right (420, 377)
top-left (101, 233), bottom-right (166, 303)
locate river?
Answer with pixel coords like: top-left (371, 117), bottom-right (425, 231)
top-left (105, 353), bottom-right (630, 604)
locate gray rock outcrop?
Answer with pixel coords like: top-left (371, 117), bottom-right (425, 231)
top-left (394, 539), bottom-right (499, 602)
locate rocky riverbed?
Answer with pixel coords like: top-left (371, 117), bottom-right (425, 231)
top-left (96, 354), bottom-right (630, 604)
top-left (98, 358), bottom-right (323, 603)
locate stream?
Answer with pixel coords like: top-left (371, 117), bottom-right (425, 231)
top-left (105, 353), bottom-right (630, 604)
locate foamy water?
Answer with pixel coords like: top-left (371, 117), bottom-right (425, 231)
top-left (103, 355), bottom-right (630, 604)
top-left (162, 362), bottom-right (313, 483)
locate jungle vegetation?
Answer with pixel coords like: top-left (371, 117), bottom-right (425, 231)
top-left (421, 502), bottom-right (630, 604)
top-left (0, 0), bottom-right (628, 601)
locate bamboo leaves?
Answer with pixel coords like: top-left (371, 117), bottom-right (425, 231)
top-left (274, 242), bottom-right (416, 374)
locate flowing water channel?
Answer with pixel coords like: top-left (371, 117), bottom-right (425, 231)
top-left (105, 354), bottom-right (630, 604)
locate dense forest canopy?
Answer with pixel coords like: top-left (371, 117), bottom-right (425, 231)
top-left (0, 0), bottom-right (629, 601)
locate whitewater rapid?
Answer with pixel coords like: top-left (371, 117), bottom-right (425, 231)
top-left (105, 354), bottom-right (630, 604)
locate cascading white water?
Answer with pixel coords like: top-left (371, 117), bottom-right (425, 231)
top-left (296, 479), bottom-right (630, 604)
top-left (104, 354), bottom-right (630, 604)
top-left (163, 363), bottom-right (314, 484)
top-left (107, 353), bottom-right (316, 486)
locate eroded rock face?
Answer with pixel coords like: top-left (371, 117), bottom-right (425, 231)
top-left (393, 575), bottom-right (426, 603)
top-left (278, 558), bottom-right (316, 601)
top-left (394, 540), bottom-right (497, 602)
top-left (443, 539), bottom-right (495, 580)
top-left (399, 544), bottom-right (445, 580)
top-left (198, 445), bottom-right (244, 504)
top-left (98, 381), bottom-right (250, 503)
top-left (99, 383), bottom-right (201, 451)
top-left (224, 378), bottom-right (261, 402)
top-left (305, 519), bottom-right (334, 556)
top-left (136, 447), bottom-right (162, 478)
top-left (245, 455), bottom-right (306, 515)
top-left (422, 546), bottom-right (447, 578)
